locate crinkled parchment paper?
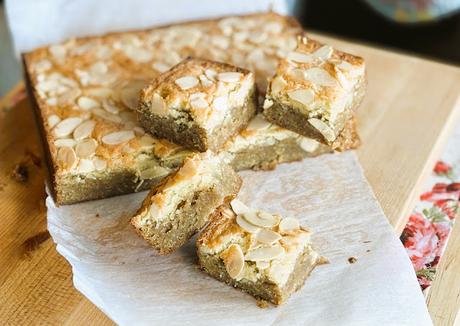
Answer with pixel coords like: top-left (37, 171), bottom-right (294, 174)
top-left (47, 152), bottom-right (432, 325)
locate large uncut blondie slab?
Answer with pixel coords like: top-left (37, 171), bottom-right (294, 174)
top-left (131, 152), bottom-right (241, 254)
top-left (197, 200), bottom-right (324, 305)
top-left (23, 13), bottom-right (360, 205)
top-left (138, 58), bottom-right (257, 152)
top-left (263, 35), bottom-right (366, 145)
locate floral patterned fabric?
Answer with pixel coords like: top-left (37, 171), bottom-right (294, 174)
top-left (401, 161), bottom-right (459, 292)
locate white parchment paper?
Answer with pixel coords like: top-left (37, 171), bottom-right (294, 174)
top-left (47, 152), bottom-right (432, 325)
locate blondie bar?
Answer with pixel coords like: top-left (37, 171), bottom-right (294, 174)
top-left (197, 200), bottom-right (324, 305)
top-left (138, 58), bottom-right (257, 152)
top-left (263, 35), bottom-right (366, 145)
top-left (131, 152), bottom-right (241, 254)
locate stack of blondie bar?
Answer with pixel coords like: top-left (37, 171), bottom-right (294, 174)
top-left (23, 13), bottom-right (365, 305)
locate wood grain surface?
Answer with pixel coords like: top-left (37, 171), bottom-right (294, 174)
top-left (1, 32), bottom-right (460, 325)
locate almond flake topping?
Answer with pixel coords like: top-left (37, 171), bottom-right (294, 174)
top-left (256, 261), bottom-right (270, 270)
top-left (78, 96), bottom-right (100, 110)
top-left (298, 137), bottom-right (320, 152)
top-left (77, 159), bottom-right (95, 173)
top-left (304, 68), bottom-right (337, 87)
top-left (152, 62), bottom-right (170, 73)
top-left (313, 45), bottom-right (333, 60)
top-left (57, 147), bottom-right (77, 170)
top-left (236, 215), bottom-right (260, 234)
top-left (246, 115), bottom-right (271, 131)
top-left (245, 243), bottom-right (285, 262)
top-left (189, 92), bottom-right (208, 110)
top-left (230, 199), bottom-right (250, 215)
top-left (175, 76), bottom-right (199, 90)
top-left (255, 229), bottom-right (282, 245)
top-left (287, 89), bottom-right (315, 106)
top-left (212, 96), bottom-right (228, 111)
top-left (102, 99), bottom-right (120, 114)
top-left (278, 217), bottom-right (300, 233)
top-left (308, 118), bottom-right (336, 142)
top-left (93, 158), bottom-right (107, 171)
top-left (54, 138), bottom-right (76, 148)
top-left (270, 76), bottom-right (287, 95)
top-left (73, 120), bottom-right (96, 140)
top-left (75, 138), bottom-right (98, 158)
top-left (205, 69), bottom-right (217, 80)
top-left (150, 93), bottom-right (168, 116)
top-left (53, 117), bottom-right (83, 138)
top-left (47, 115), bottom-right (61, 128)
top-left (262, 99), bottom-right (274, 110)
top-left (101, 130), bottom-right (135, 145)
top-left (221, 244), bottom-right (245, 279)
top-left (243, 210), bottom-right (280, 228)
top-left (286, 51), bottom-right (313, 64)
top-left (218, 72), bottom-right (242, 83)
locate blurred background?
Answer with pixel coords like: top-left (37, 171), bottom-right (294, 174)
top-left (1, 0), bottom-right (460, 96)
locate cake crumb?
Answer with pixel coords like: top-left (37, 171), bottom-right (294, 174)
top-left (256, 299), bottom-right (269, 308)
top-left (348, 257), bottom-right (358, 264)
top-left (12, 163), bottom-right (29, 183)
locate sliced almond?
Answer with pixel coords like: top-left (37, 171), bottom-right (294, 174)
top-left (53, 117), bottom-right (83, 138)
top-left (218, 72), bottom-right (242, 83)
top-left (313, 45), bottom-right (333, 61)
top-left (199, 74), bottom-right (213, 87)
top-left (46, 97), bottom-right (58, 106)
top-left (262, 99), bottom-right (274, 110)
top-left (246, 115), bottom-right (271, 131)
top-left (335, 69), bottom-right (352, 90)
top-left (286, 51), bottom-right (313, 64)
top-left (75, 138), bottom-right (98, 158)
top-left (101, 130), bottom-right (135, 145)
top-left (245, 243), bottom-right (285, 261)
top-left (221, 244), bottom-right (245, 279)
top-left (304, 68), bottom-right (337, 87)
top-left (133, 126), bottom-right (145, 136)
top-left (90, 62), bottom-right (108, 75)
top-left (120, 86), bottom-right (141, 110)
top-left (152, 62), bottom-right (170, 73)
top-left (243, 211), bottom-right (280, 228)
top-left (279, 217), bottom-right (300, 233)
top-left (308, 118), bottom-right (335, 142)
top-left (150, 93), bottom-right (167, 116)
top-left (139, 134), bottom-right (156, 150)
top-left (58, 88), bottom-right (81, 105)
top-left (287, 89), bottom-right (315, 106)
top-left (255, 229), bottom-right (282, 245)
top-left (298, 137), bottom-right (319, 152)
top-left (47, 115), bottom-right (61, 128)
top-left (77, 96), bottom-right (99, 110)
top-left (54, 138), bottom-right (76, 148)
top-left (149, 202), bottom-right (163, 219)
top-left (73, 120), bottom-right (96, 140)
top-left (270, 76), bottom-right (287, 95)
top-left (205, 69), bottom-right (217, 80)
top-left (189, 92), bottom-right (208, 110)
top-left (77, 159), bottom-right (95, 173)
top-left (231, 199), bottom-right (250, 215)
top-left (175, 76), bottom-right (199, 90)
top-left (102, 99), bottom-right (120, 114)
top-left (93, 158), bottom-right (107, 171)
top-left (57, 147), bottom-right (77, 170)
top-left (236, 214), bottom-right (260, 234)
top-left (86, 87), bottom-right (113, 98)
top-left (92, 108), bottom-right (122, 124)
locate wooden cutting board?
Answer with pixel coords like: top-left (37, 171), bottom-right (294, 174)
top-left (1, 32), bottom-right (460, 325)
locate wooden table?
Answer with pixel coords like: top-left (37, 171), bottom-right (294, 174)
top-left (1, 34), bottom-right (460, 325)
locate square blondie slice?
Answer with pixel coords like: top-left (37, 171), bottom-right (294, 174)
top-left (131, 152), bottom-right (241, 254)
top-left (138, 58), bottom-right (257, 152)
top-left (263, 35), bottom-right (366, 145)
top-left (197, 200), bottom-right (325, 305)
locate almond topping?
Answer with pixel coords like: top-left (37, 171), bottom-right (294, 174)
top-left (75, 138), bottom-right (98, 158)
top-left (53, 117), bottom-right (83, 138)
top-left (221, 244), bottom-right (245, 279)
top-left (218, 72), bottom-right (242, 83)
top-left (152, 62), bottom-right (170, 73)
top-left (298, 137), bottom-right (320, 152)
top-left (150, 93), bottom-right (168, 116)
top-left (243, 210), bottom-right (280, 228)
top-left (189, 92), bottom-right (208, 110)
top-left (120, 86), bottom-right (141, 110)
top-left (77, 159), bottom-right (95, 173)
top-left (255, 229), bottom-right (282, 245)
top-left (205, 69), bottom-right (217, 80)
top-left (313, 45), bottom-right (333, 61)
top-left (93, 158), bottom-right (107, 171)
top-left (256, 261), bottom-right (270, 270)
top-left (212, 96), bottom-right (228, 111)
top-left (231, 199), bottom-right (250, 215)
top-left (287, 89), bottom-right (315, 106)
top-left (246, 115), bottom-right (271, 131)
top-left (175, 76), bottom-right (199, 90)
top-left (92, 108), bottom-right (122, 124)
top-left (73, 120), bottom-right (96, 140)
top-left (139, 134), bottom-right (155, 150)
top-left (308, 118), bottom-right (336, 142)
top-left (270, 76), bottom-right (287, 95)
top-left (77, 96), bottom-right (100, 110)
top-left (279, 217), bottom-right (300, 233)
top-left (287, 51), bottom-right (313, 64)
top-left (54, 138), bottom-right (76, 148)
top-left (101, 130), bottom-right (135, 145)
top-left (149, 202), bottom-right (163, 219)
top-left (102, 99), bottom-right (120, 114)
top-left (47, 115), bottom-right (61, 128)
top-left (304, 68), bottom-right (337, 87)
top-left (57, 147), bottom-right (77, 170)
top-left (199, 74), bottom-right (213, 87)
top-left (236, 215), bottom-right (260, 234)
top-left (262, 99), bottom-right (274, 110)
top-left (245, 243), bottom-right (285, 261)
